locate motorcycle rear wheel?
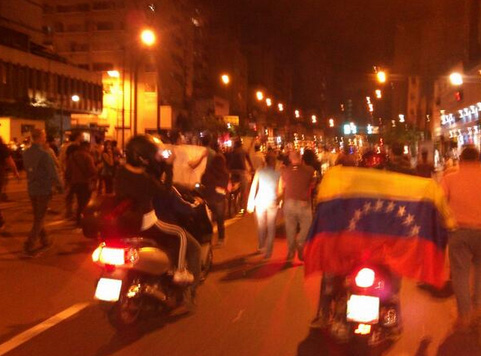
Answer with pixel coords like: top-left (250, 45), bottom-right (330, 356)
top-left (108, 279), bottom-right (144, 329)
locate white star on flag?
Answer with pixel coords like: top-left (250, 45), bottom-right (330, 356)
top-left (403, 214), bottom-right (414, 226)
top-left (385, 201), bottom-right (395, 213)
top-left (363, 202), bottom-right (372, 213)
top-left (410, 225), bottom-right (420, 236)
top-left (354, 209), bottom-right (363, 220)
top-left (397, 206), bottom-right (406, 217)
top-left (348, 218), bottom-right (357, 231)
top-left (374, 200), bottom-right (384, 212)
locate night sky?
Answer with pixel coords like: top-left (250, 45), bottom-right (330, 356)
top-left (212, 0), bottom-right (404, 114)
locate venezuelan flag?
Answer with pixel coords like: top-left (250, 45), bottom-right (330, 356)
top-left (304, 166), bottom-right (456, 288)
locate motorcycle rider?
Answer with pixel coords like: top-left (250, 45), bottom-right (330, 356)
top-left (114, 135), bottom-right (201, 287)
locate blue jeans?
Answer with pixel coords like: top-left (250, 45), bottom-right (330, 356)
top-left (449, 228), bottom-right (481, 318)
top-left (255, 204), bottom-right (278, 256)
top-left (284, 199), bottom-right (312, 255)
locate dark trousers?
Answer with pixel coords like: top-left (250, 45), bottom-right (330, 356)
top-left (71, 183), bottom-right (92, 225)
top-left (103, 176), bottom-right (114, 194)
top-left (25, 194), bottom-right (51, 252)
top-left (207, 198), bottom-right (225, 240)
top-left (65, 184), bottom-right (74, 217)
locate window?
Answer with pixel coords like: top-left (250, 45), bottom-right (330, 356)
top-left (92, 1), bottom-right (115, 10)
top-left (54, 22), bottom-right (64, 33)
top-left (66, 23), bottom-right (86, 33)
top-left (92, 62), bottom-right (113, 71)
top-left (96, 22), bottom-right (114, 31)
top-left (78, 64), bottom-right (90, 70)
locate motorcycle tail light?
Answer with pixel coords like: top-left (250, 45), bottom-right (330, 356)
top-left (92, 243), bottom-right (138, 266)
top-left (355, 268), bottom-right (376, 288)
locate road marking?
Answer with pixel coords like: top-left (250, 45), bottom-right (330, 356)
top-left (212, 216), bottom-right (242, 234)
top-left (45, 219), bottom-right (68, 227)
top-left (0, 302), bottom-right (90, 355)
top-left (232, 309), bottom-right (245, 323)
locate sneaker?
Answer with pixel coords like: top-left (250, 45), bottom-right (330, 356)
top-left (297, 246), bottom-right (304, 261)
top-left (310, 316), bottom-right (328, 329)
top-left (214, 240), bottom-right (225, 248)
top-left (173, 269), bottom-right (194, 285)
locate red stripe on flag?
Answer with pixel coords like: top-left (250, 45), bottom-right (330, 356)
top-left (304, 232), bottom-right (447, 288)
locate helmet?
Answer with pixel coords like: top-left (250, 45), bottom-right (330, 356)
top-left (125, 135), bottom-right (160, 167)
top-left (360, 150), bottom-right (387, 169)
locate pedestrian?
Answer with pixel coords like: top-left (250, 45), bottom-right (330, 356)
top-left (60, 132), bottom-right (83, 219)
top-left (250, 144), bottom-right (265, 171)
top-left (441, 145), bottom-right (481, 329)
top-left (247, 154), bottom-right (280, 259)
top-left (386, 142), bottom-right (414, 174)
top-left (201, 154), bottom-right (230, 247)
top-left (228, 139), bottom-right (254, 215)
top-left (0, 136), bottom-right (20, 202)
top-left (100, 141), bottom-right (115, 194)
top-left (415, 150), bottom-right (435, 178)
top-left (22, 129), bottom-right (63, 256)
top-left (279, 151), bottom-right (315, 261)
top-left (66, 141), bottom-right (97, 227)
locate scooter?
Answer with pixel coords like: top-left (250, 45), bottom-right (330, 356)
top-left (86, 191), bottom-right (213, 330)
top-left (321, 264), bottom-right (401, 347)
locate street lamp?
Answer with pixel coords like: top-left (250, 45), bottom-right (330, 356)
top-left (449, 72), bottom-right (463, 86)
top-left (71, 94), bottom-right (80, 102)
top-left (278, 103), bottom-right (284, 112)
top-left (329, 118), bottom-right (335, 127)
top-left (311, 115), bottom-right (317, 124)
top-left (375, 89), bottom-right (382, 99)
top-left (266, 98), bottom-right (272, 107)
top-left (256, 91), bottom-right (264, 101)
top-left (221, 74), bottom-right (230, 85)
top-left (377, 71), bottom-right (387, 84)
top-left (295, 110), bottom-right (300, 118)
top-left (133, 28), bottom-right (158, 135)
top-left (140, 29), bottom-right (156, 47)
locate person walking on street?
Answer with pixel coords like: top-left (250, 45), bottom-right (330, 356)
top-left (441, 145), bottom-right (481, 329)
top-left (247, 154), bottom-right (280, 259)
top-left (0, 136), bottom-right (20, 202)
top-left (60, 132), bottom-right (83, 219)
top-left (201, 154), bottom-right (230, 247)
top-left (279, 151), bottom-right (315, 261)
top-left (228, 140), bottom-right (254, 215)
top-left (100, 142), bottom-right (115, 194)
top-left (22, 129), bottom-right (63, 256)
top-left (66, 141), bottom-right (97, 227)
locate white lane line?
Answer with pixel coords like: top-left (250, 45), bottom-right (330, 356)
top-left (45, 219), bottom-right (68, 227)
top-left (0, 302), bottom-right (90, 355)
top-left (212, 216), bottom-right (241, 234)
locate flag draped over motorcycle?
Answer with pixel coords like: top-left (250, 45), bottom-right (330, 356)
top-left (304, 166), bottom-right (456, 288)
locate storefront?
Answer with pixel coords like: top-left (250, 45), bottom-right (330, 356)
top-left (440, 102), bottom-right (481, 156)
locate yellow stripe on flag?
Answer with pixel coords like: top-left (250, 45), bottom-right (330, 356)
top-left (316, 166), bottom-right (456, 229)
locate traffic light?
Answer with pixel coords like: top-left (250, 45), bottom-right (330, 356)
top-left (455, 90), bottom-right (464, 102)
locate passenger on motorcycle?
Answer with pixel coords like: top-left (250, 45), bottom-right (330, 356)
top-left (114, 135), bottom-right (202, 286)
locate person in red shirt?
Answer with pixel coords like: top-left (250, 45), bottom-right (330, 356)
top-left (279, 151), bottom-right (315, 261)
top-left (441, 145), bottom-right (481, 329)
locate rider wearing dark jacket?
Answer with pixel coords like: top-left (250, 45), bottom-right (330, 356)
top-left (114, 135), bottom-right (201, 285)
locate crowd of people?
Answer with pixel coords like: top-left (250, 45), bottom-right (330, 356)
top-left (0, 128), bottom-right (480, 332)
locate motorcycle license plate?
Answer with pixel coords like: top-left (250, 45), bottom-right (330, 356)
top-left (346, 295), bottom-right (380, 324)
top-left (94, 278), bottom-right (122, 302)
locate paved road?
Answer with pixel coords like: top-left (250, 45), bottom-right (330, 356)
top-left (0, 178), bottom-right (479, 356)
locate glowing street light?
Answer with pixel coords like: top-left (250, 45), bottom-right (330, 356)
top-left (107, 70), bottom-right (120, 78)
top-left (311, 115), bottom-right (317, 124)
top-left (256, 91), bottom-right (264, 101)
top-left (329, 118), bottom-right (335, 127)
top-left (266, 98), bottom-right (272, 107)
top-left (399, 114), bottom-right (405, 123)
top-left (294, 110), bottom-right (300, 118)
top-left (140, 28), bottom-right (156, 47)
top-left (449, 72), bottom-right (463, 86)
top-left (278, 103), bottom-right (284, 112)
top-left (375, 89), bottom-right (382, 99)
top-left (71, 94), bottom-right (80, 102)
top-left (221, 74), bottom-right (230, 85)
top-left (377, 71), bottom-right (387, 84)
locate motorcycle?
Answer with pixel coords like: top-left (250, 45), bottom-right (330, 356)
top-left (85, 189), bottom-right (213, 330)
top-left (321, 264), bottom-right (401, 348)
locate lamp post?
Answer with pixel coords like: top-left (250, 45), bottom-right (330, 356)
top-left (133, 28), bottom-right (157, 136)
